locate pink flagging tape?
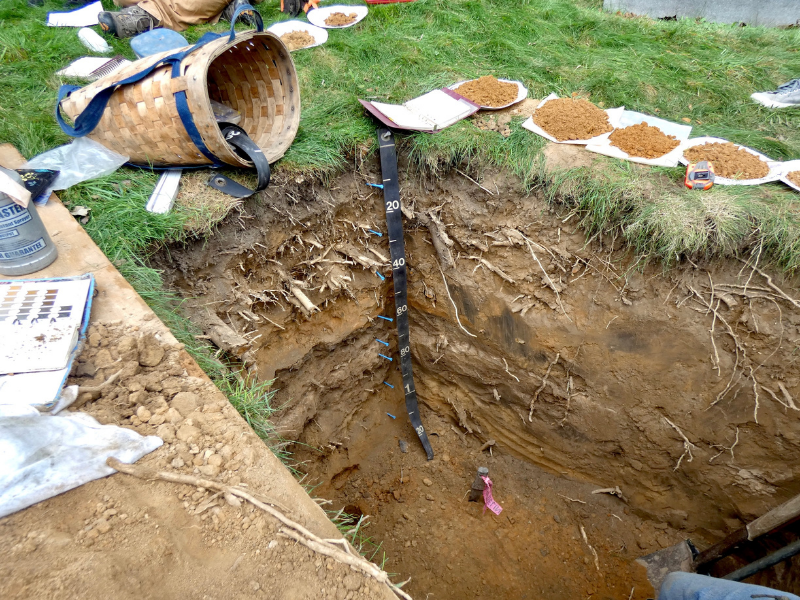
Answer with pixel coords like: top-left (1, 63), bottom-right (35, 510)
top-left (481, 476), bottom-right (503, 515)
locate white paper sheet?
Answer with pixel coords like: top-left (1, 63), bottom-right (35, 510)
top-left (47, 1), bottom-right (103, 27)
top-left (522, 93), bottom-right (624, 145)
top-left (585, 110), bottom-right (692, 167)
top-left (677, 136), bottom-right (782, 186)
top-left (57, 56), bottom-right (130, 79)
top-left (776, 160), bottom-right (800, 194)
top-left (0, 368), bottom-right (70, 410)
top-left (405, 90), bottom-right (476, 130)
top-left (370, 101), bottom-right (434, 130)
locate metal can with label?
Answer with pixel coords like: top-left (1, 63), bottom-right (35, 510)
top-left (0, 191), bottom-right (58, 276)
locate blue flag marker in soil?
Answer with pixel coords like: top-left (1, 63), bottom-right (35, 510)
top-left (377, 127), bottom-right (435, 461)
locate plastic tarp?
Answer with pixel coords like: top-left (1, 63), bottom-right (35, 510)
top-left (0, 405), bottom-right (161, 518)
top-left (659, 572), bottom-right (800, 600)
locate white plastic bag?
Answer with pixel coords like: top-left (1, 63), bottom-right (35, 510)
top-left (24, 137), bottom-right (129, 202)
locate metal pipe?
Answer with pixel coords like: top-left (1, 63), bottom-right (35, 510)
top-left (723, 538), bottom-right (800, 582)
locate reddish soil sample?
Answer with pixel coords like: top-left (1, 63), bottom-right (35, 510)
top-left (280, 30), bottom-right (315, 51)
top-left (455, 76), bottom-right (519, 107)
top-left (325, 11), bottom-right (357, 26)
top-left (608, 122), bottom-right (680, 159)
top-left (683, 142), bottom-right (770, 180)
top-left (532, 98), bottom-right (612, 141)
top-left (787, 171), bottom-right (800, 187)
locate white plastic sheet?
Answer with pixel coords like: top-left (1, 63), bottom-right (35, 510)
top-left (586, 110), bottom-right (692, 167)
top-left (24, 138), bottom-right (129, 203)
top-left (677, 137), bottom-right (782, 186)
top-left (0, 408), bottom-right (162, 518)
top-left (521, 93), bottom-right (624, 145)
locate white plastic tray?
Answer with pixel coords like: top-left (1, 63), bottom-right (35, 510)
top-left (586, 110), bottom-right (692, 167)
top-left (267, 20), bottom-right (328, 50)
top-left (521, 93), bottom-right (624, 145)
top-left (677, 136), bottom-right (782, 186)
top-left (448, 78), bottom-right (528, 111)
top-left (307, 5), bottom-right (368, 29)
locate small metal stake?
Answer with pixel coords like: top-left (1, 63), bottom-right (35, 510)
top-left (468, 467), bottom-right (489, 502)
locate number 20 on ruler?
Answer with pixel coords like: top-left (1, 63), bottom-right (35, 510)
top-left (386, 200), bottom-right (400, 212)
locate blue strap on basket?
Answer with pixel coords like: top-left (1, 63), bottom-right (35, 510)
top-left (55, 6), bottom-right (264, 167)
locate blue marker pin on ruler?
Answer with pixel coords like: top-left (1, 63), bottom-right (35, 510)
top-left (377, 315), bottom-right (393, 322)
top-left (378, 353), bottom-right (393, 362)
top-left (376, 339), bottom-right (389, 347)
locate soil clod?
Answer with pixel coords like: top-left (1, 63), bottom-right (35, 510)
top-left (533, 97), bottom-right (612, 141)
top-left (325, 12), bottom-right (357, 26)
top-left (683, 142), bottom-right (770, 179)
top-left (608, 122), bottom-right (679, 158)
top-left (455, 76), bottom-right (519, 107)
top-left (280, 31), bottom-right (315, 51)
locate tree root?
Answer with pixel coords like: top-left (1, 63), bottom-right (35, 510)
top-left (107, 458), bottom-right (412, 600)
top-left (529, 353), bottom-right (560, 421)
top-left (439, 268), bottom-right (477, 338)
top-left (663, 417), bottom-right (698, 471)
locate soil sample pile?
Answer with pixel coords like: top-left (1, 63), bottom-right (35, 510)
top-left (787, 171), bottom-right (800, 187)
top-left (683, 142), bottom-right (770, 179)
top-left (608, 122), bottom-right (679, 159)
top-left (533, 98), bottom-right (612, 141)
top-left (325, 12), bottom-right (357, 26)
top-left (280, 31), bottom-right (315, 51)
top-left (456, 76), bottom-right (518, 107)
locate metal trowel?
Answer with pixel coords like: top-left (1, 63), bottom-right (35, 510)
top-left (636, 492), bottom-right (800, 593)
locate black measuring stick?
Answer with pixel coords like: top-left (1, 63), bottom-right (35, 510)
top-left (377, 128), bottom-right (434, 460)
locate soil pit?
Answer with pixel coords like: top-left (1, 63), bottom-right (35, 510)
top-left (787, 171), bottom-right (800, 187)
top-left (533, 97), bottom-right (612, 141)
top-left (455, 76), bottom-right (519, 107)
top-left (159, 164), bottom-right (800, 599)
top-left (608, 121), bottom-right (680, 159)
top-left (280, 30), bottom-right (316, 51)
top-left (683, 142), bottom-right (770, 179)
top-left (325, 12), bottom-right (357, 26)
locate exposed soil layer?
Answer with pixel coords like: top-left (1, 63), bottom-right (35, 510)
top-left (787, 171), bottom-right (800, 187)
top-left (281, 30), bottom-right (316, 51)
top-left (683, 142), bottom-right (770, 180)
top-left (325, 12), bottom-right (357, 26)
top-left (158, 161), bottom-right (800, 599)
top-left (2, 323), bottom-right (392, 600)
top-left (455, 76), bottom-right (519, 107)
top-left (533, 98), bottom-right (612, 141)
top-left (608, 122), bottom-right (680, 159)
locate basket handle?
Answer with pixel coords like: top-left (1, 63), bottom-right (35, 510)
top-left (228, 4), bottom-right (264, 42)
top-left (205, 125), bottom-right (271, 198)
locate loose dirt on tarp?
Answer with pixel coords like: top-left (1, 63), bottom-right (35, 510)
top-left (787, 171), bottom-right (800, 187)
top-left (533, 97), bottom-right (612, 141)
top-left (455, 76), bottom-right (519, 107)
top-left (608, 122), bottom-right (680, 159)
top-left (325, 12), bottom-right (357, 26)
top-left (280, 30), bottom-right (316, 51)
top-left (683, 142), bottom-right (770, 179)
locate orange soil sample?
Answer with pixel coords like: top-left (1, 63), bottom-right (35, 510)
top-left (532, 98), bottom-right (612, 141)
top-left (325, 12), bottom-right (357, 26)
top-left (455, 76), bottom-right (519, 107)
top-left (280, 31), bottom-right (315, 51)
top-left (683, 142), bottom-right (770, 180)
top-left (608, 122), bottom-right (680, 159)
top-left (787, 171), bottom-right (800, 187)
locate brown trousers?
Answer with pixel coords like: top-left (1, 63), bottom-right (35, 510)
top-left (113, 0), bottom-right (264, 32)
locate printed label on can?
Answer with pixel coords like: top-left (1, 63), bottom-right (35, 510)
top-left (0, 229), bottom-right (19, 240)
top-left (0, 238), bottom-right (46, 260)
top-left (0, 204), bottom-right (32, 230)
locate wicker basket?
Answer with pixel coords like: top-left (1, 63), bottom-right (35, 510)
top-left (58, 30), bottom-right (300, 168)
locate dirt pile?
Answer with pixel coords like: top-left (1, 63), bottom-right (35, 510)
top-left (787, 171), bottom-right (800, 187)
top-left (608, 122), bottom-right (679, 158)
top-left (683, 142), bottom-right (770, 179)
top-left (325, 12), bottom-right (357, 26)
top-left (280, 30), bottom-right (316, 51)
top-left (533, 98), bottom-right (612, 141)
top-left (455, 76), bottom-right (518, 107)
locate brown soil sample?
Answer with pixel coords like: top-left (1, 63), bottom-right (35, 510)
top-left (787, 171), bottom-right (800, 187)
top-left (325, 11), bottom-right (357, 26)
top-left (455, 76), bottom-right (519, 107)
top-left (683, 142), bottom-right (770, 180)
top-left (608, 121), bottom-right (679, 159)
top-left (280, 30), bottom-right (315, 51)
top-left (533, 98), bottom-right (612, 141)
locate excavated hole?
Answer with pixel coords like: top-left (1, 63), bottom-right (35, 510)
top-left (159, 160), bottom-right (800, 599)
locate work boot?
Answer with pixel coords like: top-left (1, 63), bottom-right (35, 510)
top-left (98, 6), bottom-right (161, 39)
top-left (751, 78), bottom-right (800, 109)
top-left (220, 0), bottom-right (255, 25)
